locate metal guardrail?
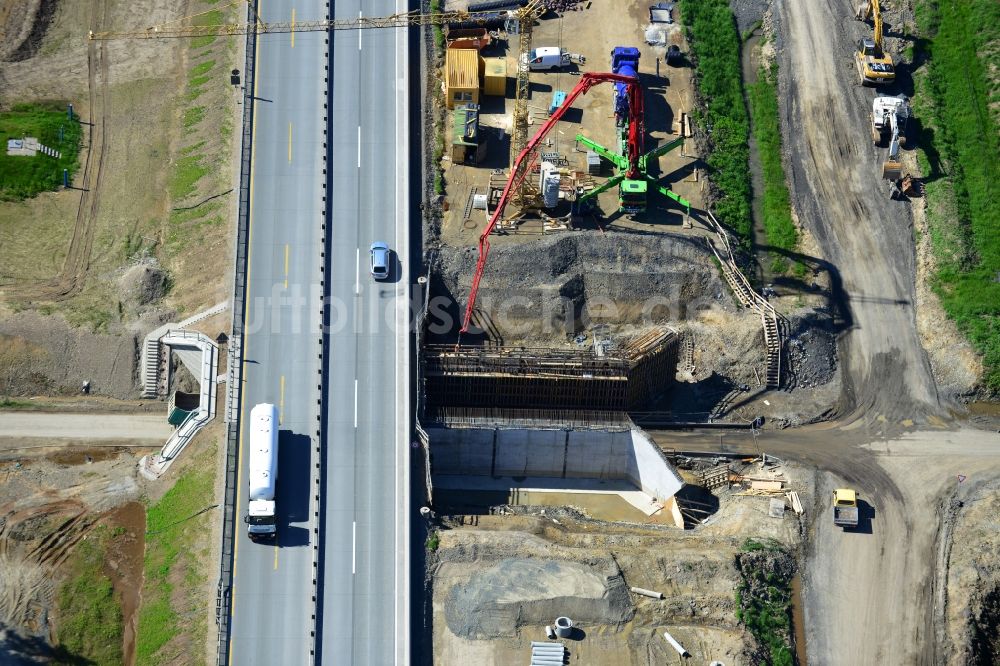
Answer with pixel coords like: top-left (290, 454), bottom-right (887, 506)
top-left (216, 3), bottom-right (258, 664)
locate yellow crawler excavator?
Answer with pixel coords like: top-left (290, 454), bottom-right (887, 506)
top-left (855, 0), bottom-right (895, 85)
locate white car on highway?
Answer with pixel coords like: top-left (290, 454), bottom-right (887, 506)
top-left (370, 241), bottom-right (390, 280)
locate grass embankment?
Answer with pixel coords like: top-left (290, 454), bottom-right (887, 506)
top-left (136, 447), bottom-right (216, 664)
top-left (913, 0), bottom-right (1000, 390)
top-left (747, 62), bottom-right (799, 274)
top-left (56, 526), bottom-right (125, 666)
top-left (165, 3), bottom-right (232, 265)
top-left (679, 0), bottom-right (751, 244)
top-left (430, 0), bottom-right (446, 196)
top-left (735, 538), bottom-right (796, 666)
top-left (0, 103), bottom-right (82, 201)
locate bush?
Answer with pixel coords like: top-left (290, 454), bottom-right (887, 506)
top-left (913, 0), bottom-right (1000, 390)
top-left (748, 62), bottom-right (798, 267)
top-left (736, 546), bottom-right (796, 664)
top-left (680, 0), bottom-right (752, 246)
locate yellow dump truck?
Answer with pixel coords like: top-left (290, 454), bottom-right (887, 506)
top-left (832, 488), bottom-right (859, 529)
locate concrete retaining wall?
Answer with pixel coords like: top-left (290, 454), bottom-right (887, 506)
top-left (427, 425), bottom-right (683, 501)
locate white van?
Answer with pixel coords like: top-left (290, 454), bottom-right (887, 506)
top-left (522, 47), bottom-right (584, 71)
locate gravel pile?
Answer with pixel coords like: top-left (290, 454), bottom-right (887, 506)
top-left (785, 310), bottom-right (838, 388)
top-left (728, 0), bottom-right (769, 34)
top-left (443, 556), bottom-right (633, 639)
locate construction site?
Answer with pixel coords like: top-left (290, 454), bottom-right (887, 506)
top-left (415, 0), bottom-right (1000, 664)
top-left (0, 0), bottom-right (997, 664)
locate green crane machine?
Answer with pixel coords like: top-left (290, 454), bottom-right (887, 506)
top-left (574, 45), bottom-right (691, 217)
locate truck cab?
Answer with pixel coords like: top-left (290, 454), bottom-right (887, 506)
top-left (832, 488), bottom-right (860, 530)
top-left (245, 501), bottom-right (277, 541)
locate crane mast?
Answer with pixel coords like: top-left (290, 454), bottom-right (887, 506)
top-left (509, 1), bottom-right (544, 208)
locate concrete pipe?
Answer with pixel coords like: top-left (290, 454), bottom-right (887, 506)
top-left (553, 616), bottom-right (574, 638)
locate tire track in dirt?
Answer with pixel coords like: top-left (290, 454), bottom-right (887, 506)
top-left (775, 0), bottom-right (940, 423)
top-left (23, 0), bottom-right (109, 303)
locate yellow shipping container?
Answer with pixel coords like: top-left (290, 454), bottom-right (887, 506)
top-left (481, 56), bottom-right (507, 97)
top-left (445, 48), bottom-right (480, 109)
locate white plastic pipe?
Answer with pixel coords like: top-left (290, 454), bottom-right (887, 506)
top-left (631, 586), bottom-right (665, 599)
top-left (531, 641), bottom-right (564, 648)
top-left (663, 630), bottom-right (691, 657)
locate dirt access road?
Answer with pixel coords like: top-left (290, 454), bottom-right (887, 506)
top-left (652, 424), bottom-right (1000, 665)
top-left (774, 0), bottom-right (940, 422)
top-left (0, 411), bottom-right (172, 442)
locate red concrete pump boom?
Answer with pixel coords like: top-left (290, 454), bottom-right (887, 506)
top-left (459, 71), bottom-right (643, 336)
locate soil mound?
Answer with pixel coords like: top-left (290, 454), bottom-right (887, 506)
top-left (444, 557), bottom-right (633, 639)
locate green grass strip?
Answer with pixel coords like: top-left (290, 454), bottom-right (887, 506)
top-left (914, 0), bottom-right (1000, 389)
top-left (680, 0), bottom-right (752, 245)
top-left (136, 456), bottom-right (215, 664)
top-left (0, 102), bottom-right (83, 201)
top-left (56, 527), bottom-right (125, 665)
top-left (747, 62), bottom-right (797, 271)
top-left (737, 540), bottom-right (795, 666)
top-left (170, 153), bottom-right (209, 200)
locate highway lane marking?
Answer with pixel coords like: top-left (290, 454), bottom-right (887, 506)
top-left (355, 247), bottom-right (360, 295)
top-left (274, 544), bottom-right (279, 569)
top-left (288, 122), bottom-right (292, 162)
top-left (352, 520), bottom-right (357, 574)
top-left (358, 11), bottom-right (362, 51)
top-left (284, 243), bottom-right (290, 289)
top-left (290, 8), bottom-right (295, 48)
top-left (357, 125), bottom-right (361, 168)
top-left (279, 375), bottom-right (285, 424)
top-left (228, 4), bottom-right (265, 661)
top-left (353, 379), bottom-right (358, 428)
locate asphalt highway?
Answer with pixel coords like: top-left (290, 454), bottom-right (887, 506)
top-left (227, 2), bottom-right (328, 663)
top-left (227, 0), bottom-right (410, 663)
top-left (317, 0), bottom-right (410, 663)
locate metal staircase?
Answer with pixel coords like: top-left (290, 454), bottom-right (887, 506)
top-left (703, 212), bottom-right (783, 390)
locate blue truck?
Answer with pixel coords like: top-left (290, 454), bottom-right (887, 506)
top-left (611, 46), bottom-right (640, 126)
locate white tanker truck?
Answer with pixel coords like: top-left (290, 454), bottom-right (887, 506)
top-left (244, 403), bottom-right (278, 541)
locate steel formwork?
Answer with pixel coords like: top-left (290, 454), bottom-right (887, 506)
top-left (423, 328), bottom-right (678, 412)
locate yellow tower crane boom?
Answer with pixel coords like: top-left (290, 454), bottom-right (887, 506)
top-left (88, 0), bottom-right (538, 40)
top-left (90, 0), bottom-right (546, 215)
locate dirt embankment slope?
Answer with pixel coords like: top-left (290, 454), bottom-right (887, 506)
top-left (773, 0), bottom-right (941, 422)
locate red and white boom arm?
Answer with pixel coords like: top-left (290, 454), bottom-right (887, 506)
top-left (459, 71), bottom-right (642, 335)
